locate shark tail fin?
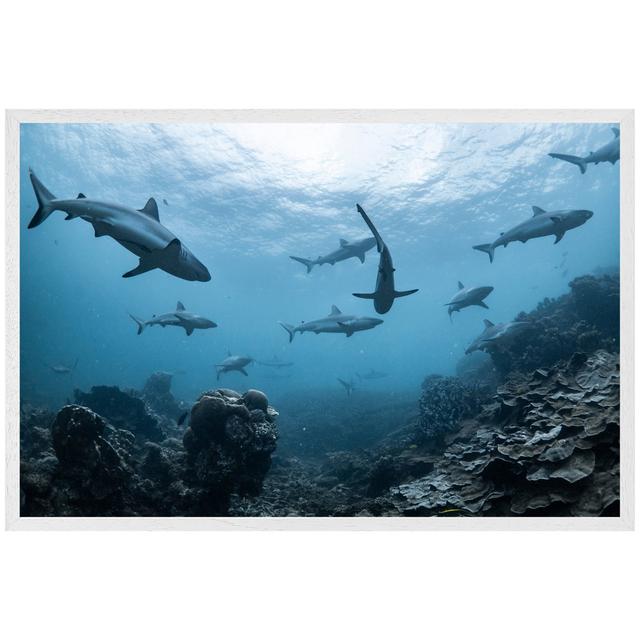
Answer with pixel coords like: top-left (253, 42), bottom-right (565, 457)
top-left (289, 256), bottom-right (315, 273)
top-left (394, 288), bottom-right (419, 299)
top-left (278, 321), bottom-right (296, 343)
top-left (27, 169), bottom-right (57, 229)
top-left (129, 314), bottom-right (146, 335)
top-left (548, 153), bottom-right (587, 174)
top-left (473, 243), bottom-right (495, 263)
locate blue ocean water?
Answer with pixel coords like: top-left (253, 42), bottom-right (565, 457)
top-left (19, 122), bottom-right (620, 411)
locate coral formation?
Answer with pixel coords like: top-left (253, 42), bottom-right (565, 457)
top-left (417, 375), bottom-right (488, 446)
top-left (20, 388), bottom-right (279, 517)
top-left (392, 350), bottom-right (619, 516)
top-left (182, 389), bottom-right (278, 514)
top-left (487, 275), bottom-right (619, 377)
top-left (74, 385), bottom-right (165, 443)
top-left (141, 372), bottom-right (185, 420)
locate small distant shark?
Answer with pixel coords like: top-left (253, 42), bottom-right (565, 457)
top-left (465, 319), bottom-right (530, 354)
top-left (445, 282), bottom-right (494, 320)
top-left (216, 354), bottom-right (254, 380)
top-left (278, 305), bottom-right (383, 342)
top-left (290, 237), bottom-right (376, 273)
top-left (473, 206), bottom-right (593, 263)
top-left (549, 127), bottom-right (620, 174)
top-left (337, 378), bottom-right (356, 398)
top-left (352, 204), bottom-right (418, 314)
top-left (47, 358), bottom-right (78, 375)
top-left (129, 302), bottom-right (217, 336)
top-left (27, 170), bottom-right (210, 282)
top-left (256, 356), bottom-right (294, 368)
top-left (356, 369), bottom-right (388, 380)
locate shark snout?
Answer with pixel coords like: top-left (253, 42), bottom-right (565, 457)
top-left (582, 210), bottom-right (594, 220)
top-left (370, 317), bottom-right (384, 326)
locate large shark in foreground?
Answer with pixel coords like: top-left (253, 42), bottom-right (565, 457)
top-left (352, 204), bottom-right (418, 313)
top-left (290, 237), bottom-right (376, 273)
top-left (465, 319), bottom-right (530, 354)
top-left (278, 305), bottom-right (383, 342)
top-left (27, 170), bottom-right (211, 281)
top-left (216, 355), bottom-right (254, 380)
top-left (129, 302), bottom-right (217, 336)
top-left (473, 206), bottom-right (593, 263)
top-left (549, 127), bottom-right (620, 174)
top-left (445, 282), bottom-right (494, 319)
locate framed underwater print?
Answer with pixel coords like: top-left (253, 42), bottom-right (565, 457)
top-left (5, 109), bottom-right (633, 530)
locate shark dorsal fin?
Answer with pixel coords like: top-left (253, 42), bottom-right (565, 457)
top-left (176, 301), bottom-right (185, 311)
top-left (458, 281), bottom-right (464, 290)
top-left (77, 193), bottom-right (86, 199)
top-left (139, 198), bottom-right (160, 221)
top-left (339, 239), bottom-right (349, 247)
top-left (483, 319), bottom-right (495, 328)
top-left (612, 127), bottom-right (620, 138)
top-left (330, 305), bottom-right (342, 316)
top-left (532, 206), bottom-right (546, 216)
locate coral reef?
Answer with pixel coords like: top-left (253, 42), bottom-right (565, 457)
top-left (20, 387), bottom-right (279, 517)
top-left (182, 388), bottom-right (278, 514)
top-left (391, 350), bottom-right (619, 516)
top-left (74, 385), bottom-right (165, 443)
top-left (487, 275), bottom-right (619, 377)
top-left (141, 372), bottom-right (185, 420)
top-left (417, 375), bottom-right (488, 446)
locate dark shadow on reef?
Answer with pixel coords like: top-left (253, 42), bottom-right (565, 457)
top-left (20, 273), bottom-right (620, 517)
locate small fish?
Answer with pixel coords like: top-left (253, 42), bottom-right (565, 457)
top-left (163, 198), bottom-right (169, 206)
top-left (177, 411), bottom-right (188, 426)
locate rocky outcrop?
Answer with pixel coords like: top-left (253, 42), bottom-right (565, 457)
top-left (20, 388), bottom-right (279, 517)
top-left (141, 372), bottom-right (185, 421)
top-left (182, 389), bottom-right (278, 515)
top-left (74, 385), bottom-right (164, 443)
top-left (22, 405), bottom-right (130, 516)
top-left (392, 351), bottom-right (619, 517)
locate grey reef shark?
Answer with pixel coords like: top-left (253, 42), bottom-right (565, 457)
top-left (549, 127), bottom-right (620, 174)
top-left (356, 369), bottom-right (388, 380)
top-left (27, 169), bottom-right (210, 282)
top-left (256, 356), bottom-right (294, 368)
top-left (129, 302), bottom-right (217, 336)
top-left (465, 319), bottom-right (530, 355)
top-left (216, 354), bottom-right (254, 380)
top-left (290, 237), bottom-right (377, 273)
top-left (337, 378), bottom-right (356, 398)
top-left (473, 206), bottom-right (593, 263)
top-left (352, 204), bottom-right (418, 314)
top-left (445, 281), bottom-right (494, 320)
top-left (47, 358), bottom-right (78, 375)
top-left (278, 305), bottom-right (383, 342)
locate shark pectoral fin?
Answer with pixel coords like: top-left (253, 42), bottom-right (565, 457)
top-left (353, 292), bottom-right (376, 299)
top-left (239, 368), bottom-right (248, 376)
top-left (476, 301), bottom-right (489, 309)
top-left (122, 260), bottom-right (156, 278)
top-left (338, 321), bottom-right (354, 337)
top-left (394, 288), bottom-right (419, 298)
top-left (185, 326), bottom-right (194, 336)
top-left (91, 220), bottom-right (113, 238)
top-left (358, 253), bottom-right (366, 264)
top-left (554, 231), bottom-right (565, 244)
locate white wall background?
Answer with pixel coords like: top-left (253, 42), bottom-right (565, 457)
top-left (1, 1), bottom-right (638, 638)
